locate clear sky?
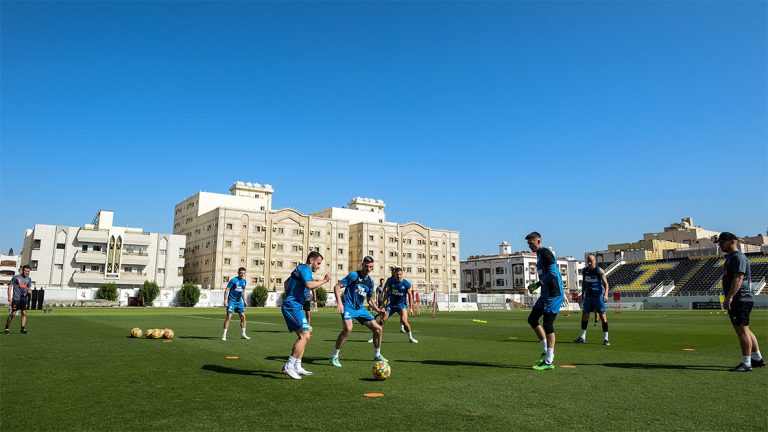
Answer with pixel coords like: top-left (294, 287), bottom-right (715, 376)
top-left (1, 1), bottom-right (766, 259)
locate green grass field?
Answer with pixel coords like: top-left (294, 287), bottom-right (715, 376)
top-left (1, 308), bottom-right (766, 431)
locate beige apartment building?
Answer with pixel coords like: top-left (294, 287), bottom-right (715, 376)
top-left (313, 197), bottom-right (461, 294)
top-left (175, 183), bottom-right (461, 294)
top-left (174, 182), bottom-right (350, 291)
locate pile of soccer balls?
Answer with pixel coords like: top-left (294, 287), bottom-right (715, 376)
top-left (130, 327), bottom-right (174, 339)
top-left (372, 360), bottom-right (391, 381)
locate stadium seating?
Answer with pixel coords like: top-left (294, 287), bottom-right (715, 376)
top-left (602, 253), bottom-right (768, 297)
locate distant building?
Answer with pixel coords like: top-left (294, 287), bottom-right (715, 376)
top-left (0, 249), bottom-right (20, 287)
top-left (174, 182), bottom-right (349, 291)
top-left (461, 241), bottom-right (583, 294)
top-left (313, 197), bottom-right (460, 294)
top-left (20, 210), bottom-right (185, 289)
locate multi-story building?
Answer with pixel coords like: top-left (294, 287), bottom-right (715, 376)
top-left (313, 197), bottom-right (461, 294)
top-left (20, 210), bottom-right (185, 289)
top-left (461, 241), bottom-right (583, 294)
top-left (174, 182), bottom-right (350, 291)
top-left (0, 250), bottom-right (21, 287)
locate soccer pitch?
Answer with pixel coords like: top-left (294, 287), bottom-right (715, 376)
top-left (1, 308), bottom-right (766, 431)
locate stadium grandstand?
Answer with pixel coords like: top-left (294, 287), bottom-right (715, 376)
top-left (605, 252), bottom-right (768, 298)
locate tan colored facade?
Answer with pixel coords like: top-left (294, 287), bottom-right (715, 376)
top-left (314, 198), bottom-right (460, 294)
top-left (175, 182), bottom-right (349, 291)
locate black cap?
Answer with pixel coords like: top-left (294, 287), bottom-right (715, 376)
top-left (716, 232), bottom-right (738, 243)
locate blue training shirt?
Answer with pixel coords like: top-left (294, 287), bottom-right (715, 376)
top-left (285, 264), bottom-right (314, 308)
top-left (537, 247), bottom-right (563, 297)
top-left (386, 277), bottom-right (412, 308)
top-left (226, 277), bottom-right (247, 303)
top-left (340, 271), bottom-right (374, 310)
top-left (582, 266), bottom-right (604, 297)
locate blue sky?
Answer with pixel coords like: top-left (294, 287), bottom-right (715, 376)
top-left (1, 1), bottom-right (766, 259)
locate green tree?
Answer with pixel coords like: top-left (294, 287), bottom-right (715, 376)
top-left (250, 285), bottom-right (268, 307)
top-left (315, 287), bottom-right (328, 307)
top-left (139, 281), bottom-right (160, 306)
top-left (97, 282), bottom-right (118, 301)
top-left (177, 283), bottom-right (201, 307)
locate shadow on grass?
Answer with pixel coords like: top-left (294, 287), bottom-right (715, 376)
top-left (579, 362), bottom-right (731, 372)
top-left (320, 339), bottom-right (370, 343)
top-left (202, 364), bottom-right (285, 379)
top-left (263, 355), bottom-right (373, 366)
top-left (396, 359), bottom-right (529, 369)
top-left (359, 378), bottom-right (380, 382)
top-left (179, 336), bottom-right (219, 340)
top-left (251, 330), bottom-right (284, 333)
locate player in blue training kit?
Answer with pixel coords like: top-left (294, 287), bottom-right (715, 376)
top-left (330, 256), bottom-right (387, 367)
top-left (222, 267), bottom-right (250, 341)
top-left (574, 254), bottom-right (610, 345)
top-left (525, 232), bottom-right (565, 371)
top-left (379, 268), bottom-right (418, 343)
top-left (280, 251), bottom-right (332, 380)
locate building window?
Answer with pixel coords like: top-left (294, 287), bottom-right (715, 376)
top-left (159, 249), bottom-right (167, 256)
top-left (226, 223), bottom-right (233, 230)
top-left (223, 276), bottom-right (229, 283)
top-left (276, 244), bottom-right (284, 252)
top-left (496, 278), bottom-right (505, 286)
top-left (368, 235), bottom-right (374, 241)
top-left (338, 233), bottom-right (344, 239)
top-left (157, 268), bottom-right (165, 274)
top-left (495, 267), bottom-right (504, 274)
top-left (33, 239), bottom-right (41, 250)
top-left (338, 264), bottom-right (343, 270)
top-left (275, 277), bottom-right (283, 284)
top-left (81, 245), bottom-right (88, 252)
top-left (224, 258), bottom-right (231, 265)
top-left (56, 243), bottom-right (66, 250)
top-left (93, 265), bottom-right (102, 271)
top-left (276, 260), bottom-right (283, 268)
top-left (292, 244), bottom-right (302, 252)
top-left (338, 248), bottom-right (344, 255)
top-left (368, 250), bottom-right (374, 256)
top-left (452, 242), bottom-right (456, 248)
top-left (225, 241), bottom-right (232, 247)
top-left (54, 264), bottom-right (63, 270)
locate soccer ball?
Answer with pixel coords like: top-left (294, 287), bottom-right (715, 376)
top-left (145, 329), bottom-right (154, 338)
top-left (153, 329), bottom-right (165, 339)
top-left (163, 329), bottom-right (174, 339)
top-left (130, 328), bottom-right (143, 338)
top-left (372, 360), bottom-right (391, 381)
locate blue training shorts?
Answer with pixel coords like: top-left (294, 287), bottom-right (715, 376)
top-left (385, 305), bottom-right (406, 315)
top-left (226, 301), bottom-right (245, 314)
top-left (582, 296), bottom-right (606, 314)
top-left (533, 295), bottom-right (564, 314)
top-left (282, 306), bottom-right (310, 333)
top-left (342, 307), bottom-right (375, 324)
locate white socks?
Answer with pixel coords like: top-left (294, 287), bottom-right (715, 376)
top-left (752, 351), bottom-right (763, 361)
top-left (580, 330), bottom-right (587, 339)
top-left (295, 360), bottom-right (302, 370)
top-left (742, 356), bottom-right (752, 366)
top-left (241, 327), bottom-right (247, 336)
top-left (603, 332), bottom-right (609, 340)
top-left (331, 348), bottom-right (340, 358)
top-left (546, 348), bottom-right (555, 364)
top-left (540, 339), bottom-right (547, 352)
top-left (286, 356), bottom-right (297, 370)
top-left (374, 347), bottom-right (381, 356)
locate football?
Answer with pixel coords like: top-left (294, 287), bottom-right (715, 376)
top-left (145, 328), bottom-right (155, 338)
top-left (372, 360), bottom-right (391, 380)
top-left (130, 327), bottom-right (143, 338)
top-left (163, 328), bottom-right (174, 339)
top-left (153, 329), bottom-right (165, 339)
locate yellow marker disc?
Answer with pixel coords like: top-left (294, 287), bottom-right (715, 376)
top-left (682, 349), bottom-right (695, 352)
top-left (225, 356), bottom-right (239, 359)
top-left (364, 393), bottom-right (385, 398)
top-left (163, 340), bottom-right (173, 343)
top-left (560, 365), bottom-right (577, 369)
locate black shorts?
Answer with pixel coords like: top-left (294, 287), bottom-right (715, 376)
top-left (728, 301), bottom-right (753, 326)
top-left (302, 301), bottom-right (312, 312)
top-left (11, 297), bottom-right (30, 312)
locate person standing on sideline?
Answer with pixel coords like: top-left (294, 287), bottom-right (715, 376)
top-left (525, 232), bottom-right (564, 371)
top-left (574, 254), bottom-right (610, 345)
top-left (4, 265), bottom-right (32, 334)
top-left (718, 232), bottom-right (764, 371)
top-left (281, 251), bottom-right (332, 379)
top-left (222, 267), bottom-right (250, 341)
